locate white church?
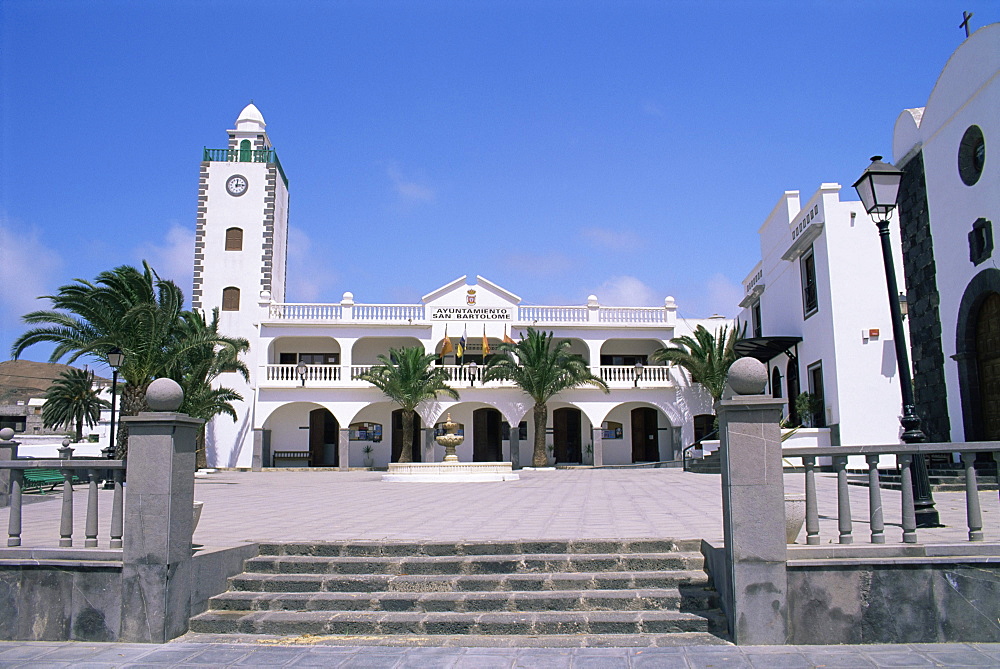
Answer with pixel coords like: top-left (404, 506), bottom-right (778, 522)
top-left (193, 104), bottom-right (726, 470)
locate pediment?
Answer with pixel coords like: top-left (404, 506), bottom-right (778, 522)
top-left (422, 275), bottom-right (521, 307)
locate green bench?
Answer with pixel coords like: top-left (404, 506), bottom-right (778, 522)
top-left (21, 469), bottom-right (84, 494)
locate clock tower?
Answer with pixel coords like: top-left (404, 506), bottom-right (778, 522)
top-left (193, 103), bottom-right (290, 467)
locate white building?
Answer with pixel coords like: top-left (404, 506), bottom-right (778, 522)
top-left (891, 22), bottom-right (1000, 445)
top-left (736, 183), bottom-right (908, 450)
top-left (195, 104), bottom-right (725, 469)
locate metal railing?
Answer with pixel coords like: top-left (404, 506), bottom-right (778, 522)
top-left (682, 429), bottom-right (718, 472)
top-left (2, 459), bottom-right (125, 549)
top-left (202, 147), bottom-right (288, 187)
top-left (782, 442), bottom-right (1000, 545)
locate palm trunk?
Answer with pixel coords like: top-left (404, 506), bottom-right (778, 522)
top-left (116, 383), bottom-right (150, 459)
top-left (75, 416), bottom-right (83, 443)
top-left (532, 402), bottom-right (548, 467)
top-left (398, 408), bottom-right (415, 463)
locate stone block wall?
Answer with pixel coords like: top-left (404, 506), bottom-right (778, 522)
top-left (897, 151), bottom-right (952, 443)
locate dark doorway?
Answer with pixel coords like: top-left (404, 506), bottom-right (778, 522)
top-left (631, 407), bottom-right (660, 462)
top-left (693, 414), bottom-right (715, 442)
top-left (553, 407), bottom-right (582, 464)
top-left (473, 408), bottom-right (503, 461)
top-left (786, 360), bottom-right (801, 426)
top-left (308, 408), bottom-right (339, 467)
top-left (976, 293), bottom-right (1000, 440)
top-left (391, 409), bottom-right (422, 462)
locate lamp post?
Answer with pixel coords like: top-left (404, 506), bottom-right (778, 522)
top-left (633, 361), bottom-right (644, 387)
top-left (107, 347), bottom-right (124, 458)
top-left (468, 361), bottom-right (478, 387)
top-left (853, 156), bottom-right (940, 527)
top-left (295, 362), bottom-right (308, 387)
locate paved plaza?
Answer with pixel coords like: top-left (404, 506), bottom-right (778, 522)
top-left (1, 468), bottom-right (999, 666)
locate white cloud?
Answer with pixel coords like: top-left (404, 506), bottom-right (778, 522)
top-left (135, 223), bottom-right (195, 297)
top-left (594, 276), bottom-right (659, 307)
top-left (581, 226), bottom-right (643, 252)
top-left (387, 164), bottom-right (435, 203)
top-left (285, 226), bottom-right (338, 302)
top-left (0, 216), bottom-right (65, 323)
top-left (704, 273), bottom-right (744, 317)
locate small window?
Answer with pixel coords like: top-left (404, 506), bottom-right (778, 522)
top-left (751, 301), bottom-right (763, 338)
top-left (969, 218), bottom-right (994, 266)
top-left (299, 353), bottom-right (339, 365)
top-left (239, 139), bottom-right (252, 162)
top-left (225, 227), bottom-right (243, 251)
top-left (958, 125), bottom-right (986, 186)
top-left (801, 247), bottom-right (818, 317)
top-left (222, 286), bottom-right (240, 311)
top-left (771, 367), bottom-right (782, 399)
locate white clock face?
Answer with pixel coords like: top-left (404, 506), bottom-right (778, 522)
top-left (226, 175), bottom-right (248, 196)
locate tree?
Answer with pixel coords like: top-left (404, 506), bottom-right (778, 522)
top-left (355, 346), bottom-right (460, 463)
top-left (11, 263), bottom-right (244, 457)
top-left (650, 324), bottom-right (743, 405)
top-left (483, 328), bottom-right (609, 467)
top-left (41, 368), bottom-right (110, 442)
top-left (166, 308), bottom-right (250, 468)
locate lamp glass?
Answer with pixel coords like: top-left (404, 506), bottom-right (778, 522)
top-left (852, 157), bottom-right (903, 217)
top-left (107, 348), bottom-right (124, 369)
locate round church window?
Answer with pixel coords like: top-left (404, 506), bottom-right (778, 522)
top-left (958, 125), bottom-right (986, 186)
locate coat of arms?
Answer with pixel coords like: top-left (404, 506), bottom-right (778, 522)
top-left (467, 289), bottom-right (477, 306)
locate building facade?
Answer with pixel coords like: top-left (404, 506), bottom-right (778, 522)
top-left (196, 105), bottom-right (724, 469)
top-left (892, 23), bottom-right (1000, 444)
top-left (736, 183), bottom-right (908, 449)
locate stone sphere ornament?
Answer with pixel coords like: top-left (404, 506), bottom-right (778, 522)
top-left (146, 378), bottom-right (185, 412)
top-left (727, 357), bottom-right (768, 396)
top-left (0, 427), bottom-right (13, 441)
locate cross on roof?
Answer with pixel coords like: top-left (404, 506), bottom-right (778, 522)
top-left (960, 11), bottom-right (974, 39)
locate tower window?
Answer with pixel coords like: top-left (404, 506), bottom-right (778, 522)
top-left (225, 227), bottom-right (244, 251)
top-left (801, 247), bottom-right (818, 317)
top-left (239, 139), bottom-right (252, 162)
top-left (222, 287), bottom-right (240, 311)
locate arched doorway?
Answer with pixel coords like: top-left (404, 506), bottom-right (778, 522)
top-left (975, 293), bottom-right (1000, 440)
top-left (391, 409), bottom-right (422, 462)
top-left (631, 407), bottom-right (660, 462)
top-left (308, 408), bottom-right (339, 467)
top-left (239, 139), bottom-right (252, 162)
top-left (473, 408), bottom-right (502, 461)
top-left (553, 407), bottom-right (582, 464)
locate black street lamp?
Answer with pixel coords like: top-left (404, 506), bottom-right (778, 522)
top-left (295, 362), bottom-right (308, 387)
top-left (633, 361), bottom-right (644, 388)
top-left (852, 156), bottom-right (940, 527)
top-left (107, 347), bottom-right (124, 458)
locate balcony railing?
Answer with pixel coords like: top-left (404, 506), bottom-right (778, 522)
top-left (261, 364), bottom-right (671, 388)
top-left (264, 303), bottom-right (674, 325)
top-left (203, 147), bottom-right (288, 187)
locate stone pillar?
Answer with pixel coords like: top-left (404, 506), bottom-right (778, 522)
top-left (423, 428), bottom-right (435, 463)
top-left (252, 427), bottom-right (265, 471)
top-left (717, 357), bottom-right (788, 645)
top-left (0, 428), bottom-right (17, 508)
top-left (119, 379), bottom-right (204, 643)
top-left (591, 428), bottom-right (604, 467)
top-left (509, 426), bottom-right (520, 469)
top-left (338, 428), bottom-right (350, 471)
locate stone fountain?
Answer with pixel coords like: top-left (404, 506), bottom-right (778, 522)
top-left (382, 413), bottom-right (519, 482)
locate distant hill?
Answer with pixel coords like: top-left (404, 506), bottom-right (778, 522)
top-left (0, 360), bottom-right (110, 405)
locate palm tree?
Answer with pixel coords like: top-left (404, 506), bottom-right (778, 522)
top-left (41, 368), bottom-right (110, 442)
top-left (483, 328), bottom-right (609, 467)
top-left (11, 262), bottom-right (243, 457)
top-left (355, 346), bottom-right (460, 463)
top-left (166, 308), bottom-right (250, 468)
top-left (650, 324), bottom-right (743, 405)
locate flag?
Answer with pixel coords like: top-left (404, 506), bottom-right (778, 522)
top-left (457, 326), bottom-right (467, 360)
top-left (503, 326), bottom-right (515, 344)
top-left (482, 325), bottom-right (490, 357)
top-left (440, 325), bottom-right (453, 359)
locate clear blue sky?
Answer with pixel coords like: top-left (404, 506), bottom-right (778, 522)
top-left (1, 0), bottom-right (995, 366)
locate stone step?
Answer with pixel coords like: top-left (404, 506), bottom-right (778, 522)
top-left (228, 569), bottom-right (711, 594)
top-left (207, 587), bottom-right (719, 613)
top-left (254, 538), bottom-right (700, 558)
top-left (188, 608), bottom-right (726, 636)
top-left (242, 552), bottom-right (704, 575)
top-left (179, 630), bottom-right (733, 647)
